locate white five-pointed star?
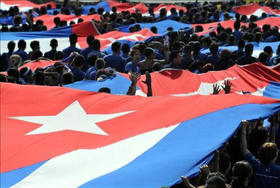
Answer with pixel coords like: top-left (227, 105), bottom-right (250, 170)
top-left (10, 101), bottom-right (133, 136)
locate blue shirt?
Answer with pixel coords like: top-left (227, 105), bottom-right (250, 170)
top-left (13, 49), bottom-right (28, 61)
top-left (70, 67), bottom-right (85, 81)
top-left (269, 54), bottom-right (280, 66)
top-left (85, 66), bottom-right (97, 80)
top-left (246, 153), bottom-right (280, 188)
top-left (62, 46), bottom-right (81, 58)
top-left (193, 52), bottom-right (207, 64)
top-left (125, 62), bottom-right (140, 73)
top-left (104, 54), bottom-right (126, 72)
top-left (44, 50), bottom-right (57, 60)
top-left (207, 54), bottom-right (220, 67)
top-left (87, 50), bottom-right (105, 59)
top-left (232, 30), bottom-right (243, 41)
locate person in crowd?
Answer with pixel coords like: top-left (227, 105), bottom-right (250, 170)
top-left (62, 33), bottom-right (81, 58)
top-left (44, 39), bottom-right (58, 60)
top-left (104, 41), bottom-right (126, 72)
top-left (237, 44), bottom-right (258, 65)
top-left (1, 41), bottom-right (16, 71)
top-left (240, 120), bottom-right (280, 188)
top-left (125, 45), bottom-right (141, 73)
top-left (13, 40), bottom-right (28, 62)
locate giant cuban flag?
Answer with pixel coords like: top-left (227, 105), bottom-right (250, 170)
top-left (233, 3), bottom-right (280, 17)
top-left (1, 82), bottom-right (280, 188)
top-left (66, 63), bottom-right (280, 99)
top-left (1, 0), bottom-right (55, 12)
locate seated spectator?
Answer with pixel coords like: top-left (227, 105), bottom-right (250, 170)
top-left (121, 43), bottom-right (132, 63)
top-left (192, 41), bottom-right (207, 65)
top-left (62, 72), bottom-right (74, 85)
top-left (237, 44), bottom-right (258, 65)
top-left (69, 54), bottom-right (85, 81)
top-left (13, 40), bottom-right (28, 62)
top-left (62, 33), bottom-right (81, 58)
top-left (258, 52), bottom-right (269, 65)
top-left (125, 45), bottom-right (141, 73)
top-left (138, 47), bottom-right (155, 74)
top-left (19, 67), bottom-right (33, 84)
top-left (28, 40), bottom-right (40, 59)
top-left (87, 39), bottom-right (105, 58)
top-left (207, 43), bottom-right (220, 68)
top-left (1, 41), bottom-right (16, 71)
top-left (80, 35), bottom-right (95, 71)
top-left (85, 54), bottom-right (98, 80)
top-left (104, 41), bottom-right (126, 72)
top-left (10, 15), bottom-right (22, 32)
top-left (44, 39), bottom-right (58, 60)
top-left (164, 50), bottom-right (183, 69)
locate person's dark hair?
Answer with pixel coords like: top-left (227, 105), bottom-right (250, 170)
top-left (98, 87), bottom-right (111, 93)
top-left (144, 47), bottom-right (154, 58)
top-left (77, 18), bottom-right (83, 23)
top-left (112, 6), bottom-right (117, 13)
top-left (121, 43), bottom-right (130, 55)
top-left (245, 44), bottom-right (254, 55)
top-left (13, 15), bottom-right (22, 25)
top-left (69, 33), bottom-right (78, 45)
top-left (258, 52), bottom-right (269, 65)
top-left (7, 68), bottom-right (19, 79)
top-left (169, 50), bottom-right (180, 62)
top-left (30, 40), bottom-right (40, 51)
top-left (88, 54), bottom-right (98, 66)
top-left (54, 17), bottom-right (61, 27)
top-left (18, 40), bottom-right (26, 49)
top-left (258, 142), bottom-right (278, 163)
top-left (86, 35), bottom-right (95, 46)
top-left (150, 26), bottom-right (158, 34)
top-left (206, 175), bottom-right (226, 188)
top-left (92, 39), bottom-right (101, 51)
top-left (54, 51), bottom-right (63, 60)
top-left (237, 39), bottom-right (245, 49)
top-left (97, 7), bottom-right (104, 15)
top-left (234, 21), bottom-right (240, 31)
top-left (50, 39), bottom-right (58, 48)
top-left (62, 72), bottom-right (74, 85)
top-left (111, 42), bottom-right (121, 53)
top-left (72, 55), bottom-right (85, 67)
top-left (210, 43), bottom-right (219, 55)
top-left (264, 46), bottom-right (273, 56)
top-left (231, 161), bottom-right (253, 188)
top-left (8, 41), bottom-right (16, 52)
top-left (95, 58), bottom-right (105, 69)
top-left (34, 71), bottom-right (45, 85)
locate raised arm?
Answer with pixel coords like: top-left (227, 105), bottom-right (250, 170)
top-left (240, 120), bottom-right (250, 158)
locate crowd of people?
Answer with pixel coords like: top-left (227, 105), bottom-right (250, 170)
top-left (0, 1), bottom-right (280, 188)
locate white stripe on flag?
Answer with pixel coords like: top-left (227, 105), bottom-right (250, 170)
top-left (12, 124), bottom-right (179, 188)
